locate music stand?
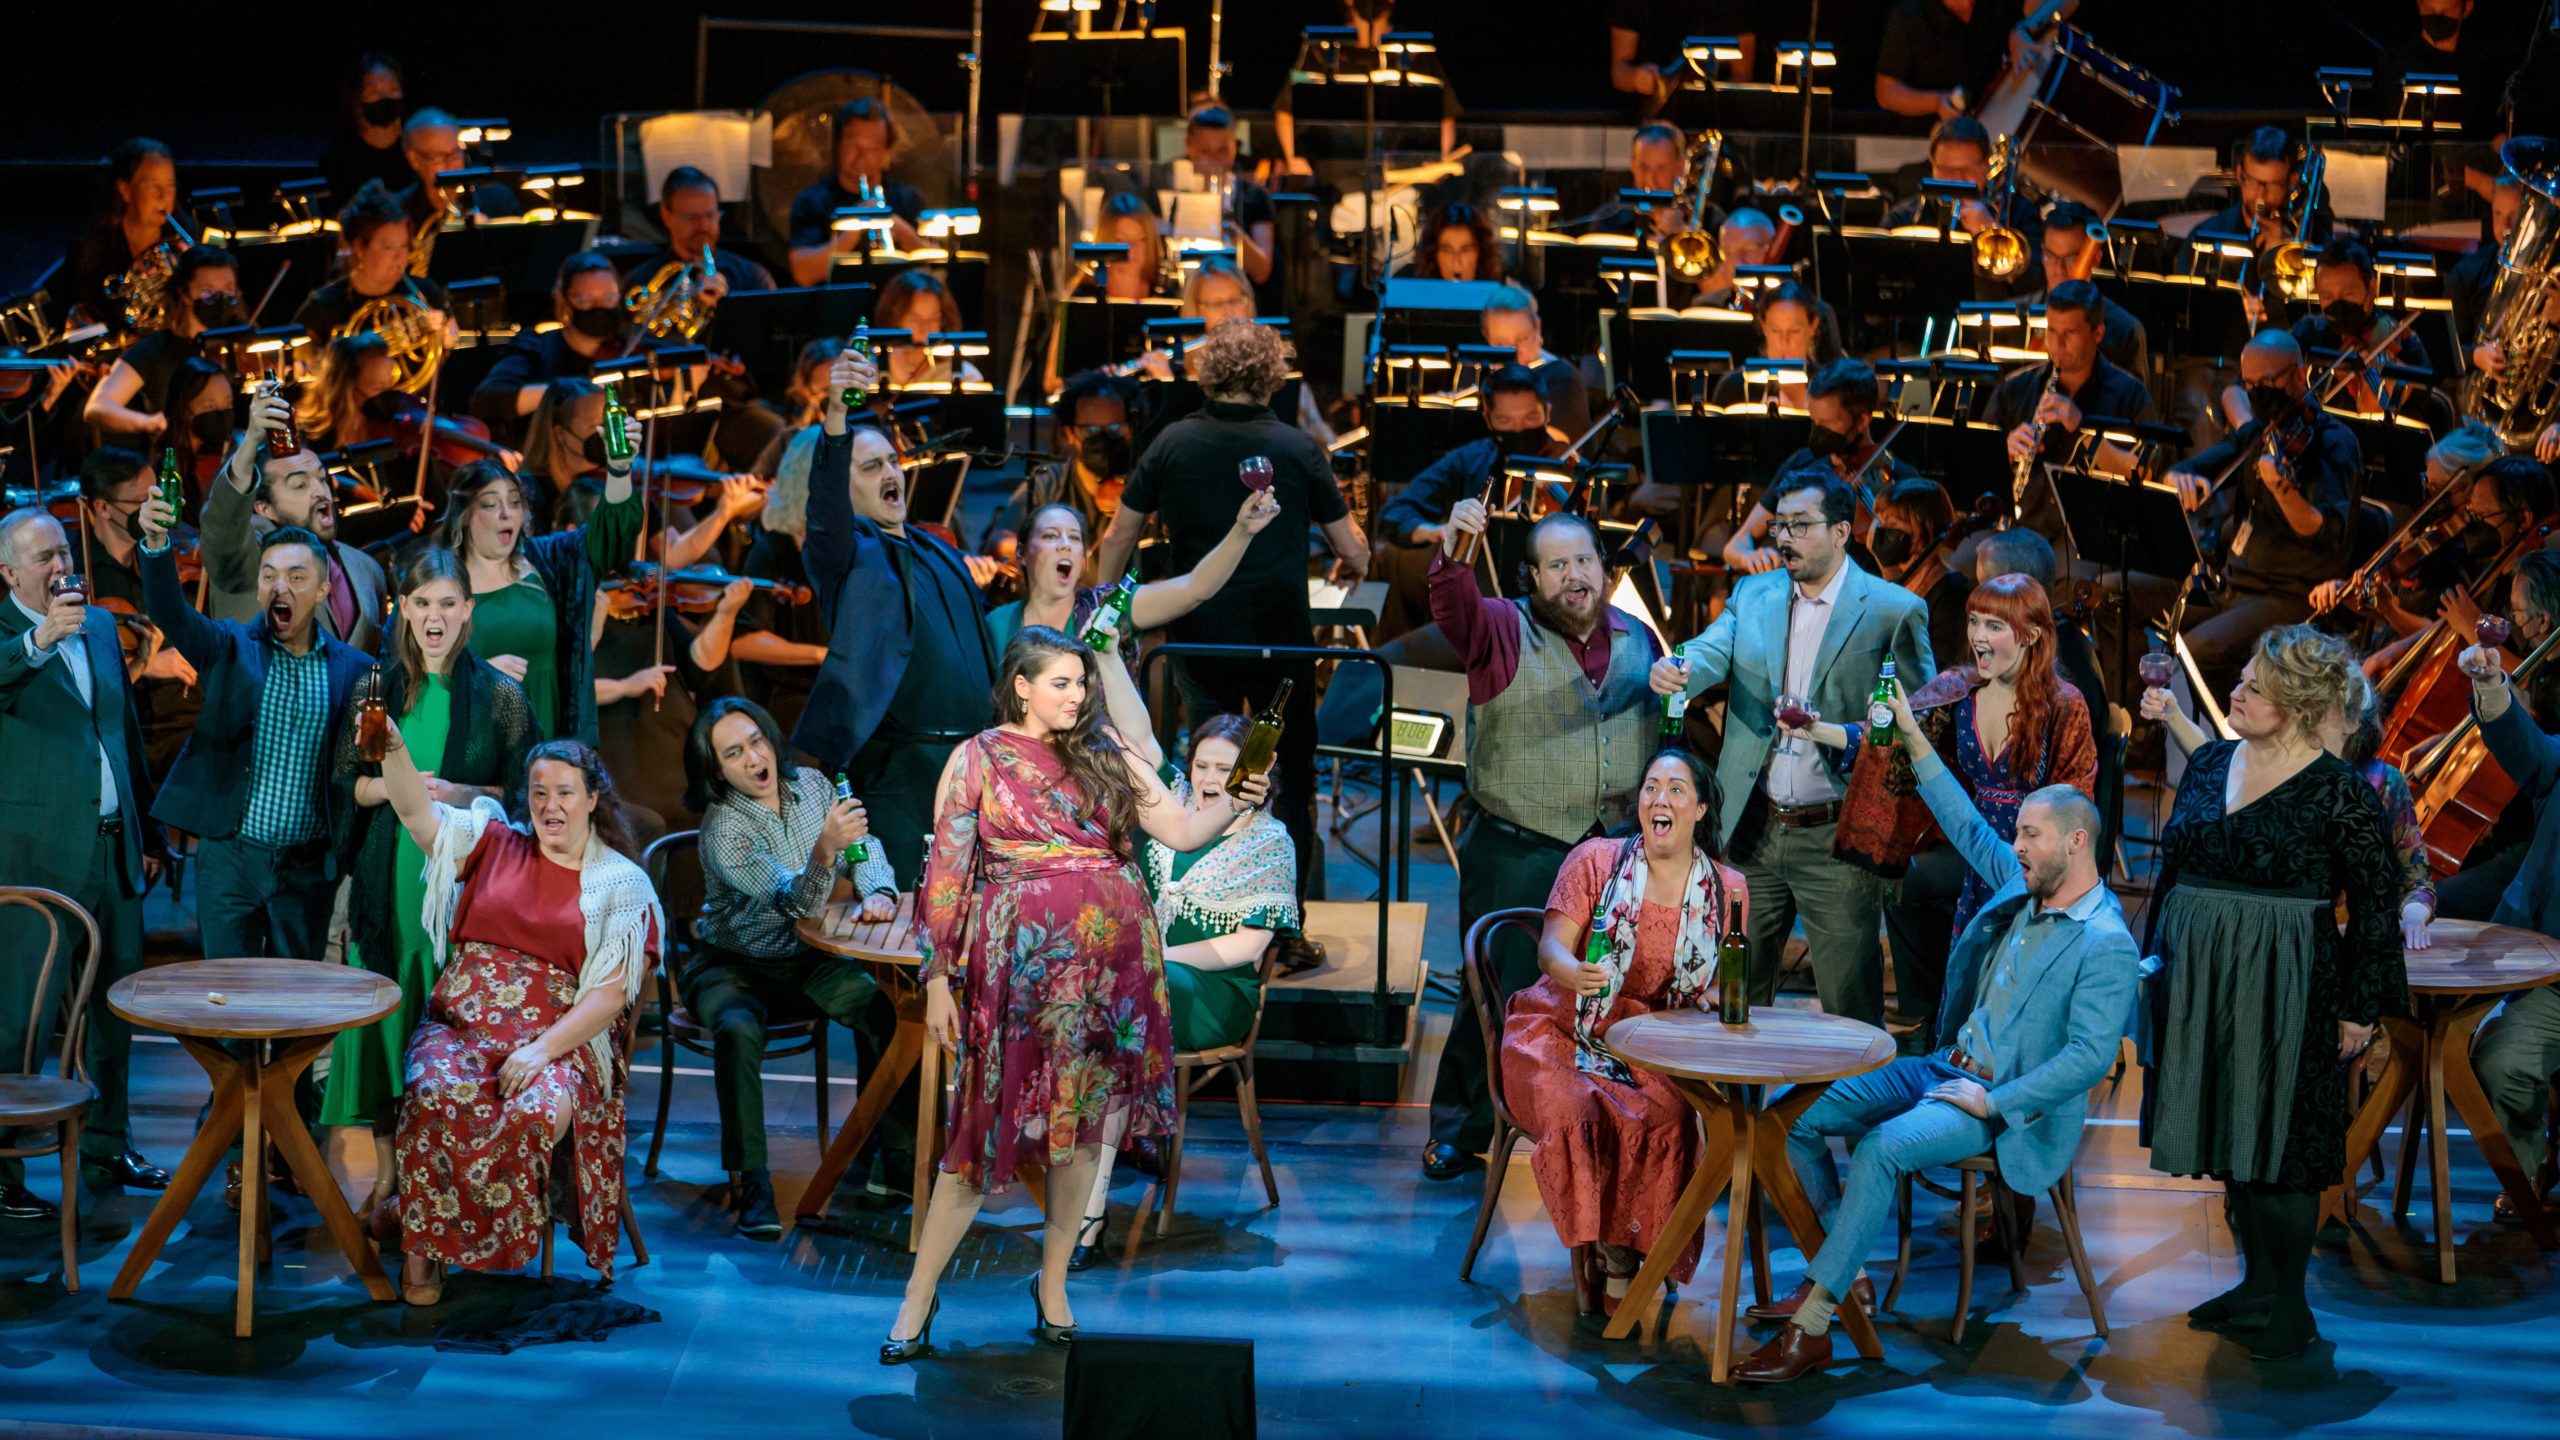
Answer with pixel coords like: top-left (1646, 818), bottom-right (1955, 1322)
top-left (1606, 313), bottom-right (1756, 400)
top-left (1025, 32), bottom-right (1187, 120)
top-left (704, 283), bottom-right (874, 393)
top-left (1059, 295), bottom-right (1180, 376)
top-left (2052, 462), bottom-right (2201, 712)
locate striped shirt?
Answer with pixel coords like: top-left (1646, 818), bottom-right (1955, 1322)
top-left (240, 643), bottom-right (330, 846)
top-left (697, 765), bottom-right (897, 959)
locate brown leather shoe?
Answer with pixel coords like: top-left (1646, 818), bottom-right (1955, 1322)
top-left (1732, 1323), bottom-right (1835, 1384)
top-left (1745, 1274), bottom-right (1873, 1324)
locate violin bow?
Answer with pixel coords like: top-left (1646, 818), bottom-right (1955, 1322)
top-left (408, 367), bottom-right (440, 525)
top-left (644, 383), bottom-right (667, 712)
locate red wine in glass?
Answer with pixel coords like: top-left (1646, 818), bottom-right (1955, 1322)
top-left (46, 573), bottom-right (89, 604)
top-left (1238, 456), bottom-right (1274, 493)
top-left (2478, 615), bottom-right (2514, 651)
top-left (1775, 696), bottom-right (1815, 730)
top-left (2137, 650), bottom-right (2176, 689)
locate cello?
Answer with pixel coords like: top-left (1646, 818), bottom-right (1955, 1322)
top-left (2373, 517), bottom-right (2558, 773)
top-left (2405, 618), bottom-right (2560, 877)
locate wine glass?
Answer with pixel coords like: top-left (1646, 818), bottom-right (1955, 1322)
top-left (46, 573), bottom-right (89, 604)
top-left (1774, 691), bottom-right (1814, 757)
top-left (1238, 455), bottom-right (1274, 493)
top-left (2477, 614), bottom-right (2514, 651)
top-left (2137, 647), bottom-right (2176, 691)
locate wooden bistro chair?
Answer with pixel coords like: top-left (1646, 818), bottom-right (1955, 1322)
top-left (1150, 945), bottom-right (1285, 1238)
top-left (539, 998), bottom-right (650, 1278)
top-left (1886, 1142), bottom-right (2107, 1344)
top-left (1457, 907), bottom-right (1545, 1282)
top-left (639, 831), bottom-right (833, 1183)
top-left (0, 888), bottom-right (102, 1293)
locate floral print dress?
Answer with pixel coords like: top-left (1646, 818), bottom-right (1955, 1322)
top-left (918, 729), bottom-right (1175, 1189)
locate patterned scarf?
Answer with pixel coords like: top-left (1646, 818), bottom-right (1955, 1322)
top-left (1573, 837), bottom-right (1731, 1084)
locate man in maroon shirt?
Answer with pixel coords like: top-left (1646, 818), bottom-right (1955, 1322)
top-left (1420, 502), bottom-right (1663, 1180)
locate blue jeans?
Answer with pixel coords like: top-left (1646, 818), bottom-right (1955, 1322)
top-left (1786, 1052), bottom-right (2004, 1301)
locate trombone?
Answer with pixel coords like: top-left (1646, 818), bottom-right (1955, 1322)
top-left (1972, 136), bottom-right (2032, 281)
top-left (1664, 130), bottom-right (1727, 280)
top-left (2257, 147), bottom-right (2326, 302)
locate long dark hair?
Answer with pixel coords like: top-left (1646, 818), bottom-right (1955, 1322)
top-left (1415, 202), bottom-right (1502, 281)
top-left (438, 459), bottom-right (530, 565)
top-left (684, 696), bottom-right (790, 815)
top-left (1645, 747), bottom-right (1725, 862)
top-left (994, 626), bottom-right (1143, 845)
top-left (523, 739), bottom-right (638, 860)
top-left (393, 546), bottom-right (473, 716)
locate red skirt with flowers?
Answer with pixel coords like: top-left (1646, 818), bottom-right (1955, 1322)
top-left (395, 941), bottom-right (627, 1280)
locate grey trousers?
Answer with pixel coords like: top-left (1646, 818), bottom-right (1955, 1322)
top-left (1734, 807), bottom-right (1887, 1026)
top-left (2472, 984), bottom-right (2560, 1181)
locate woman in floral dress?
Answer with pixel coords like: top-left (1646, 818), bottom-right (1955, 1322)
top-left (374, 729), bottom-right (662, 1306)
top-left (880, 626), bottom-right (1268, 1363)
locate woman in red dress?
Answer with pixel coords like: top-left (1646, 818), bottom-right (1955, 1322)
top-left (1500, 749), bottom-right (1748, 1318)
top-left (881, 626), bottom-right (1268, 1363)
top-left (374, 730), bottom-right (662, 1306)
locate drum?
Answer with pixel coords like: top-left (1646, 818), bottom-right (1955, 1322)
top-left (2015, 29), bottom-right (2184, 214)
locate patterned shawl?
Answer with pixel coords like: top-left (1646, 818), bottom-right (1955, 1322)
top-left (1575, 837), bottom-right (1733, 1084)
top-left (1145, 767), bottom-right (1301, 939)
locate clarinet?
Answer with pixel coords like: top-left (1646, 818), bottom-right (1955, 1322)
top-left (2011, 365), bottom-right (2062, 511)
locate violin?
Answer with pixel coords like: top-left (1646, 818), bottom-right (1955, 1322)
top-left (361, 392), bottom-right (507, 471)
top-left (601, 562), bottom-right (810, 615)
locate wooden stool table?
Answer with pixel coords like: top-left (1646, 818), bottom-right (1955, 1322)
top-left (2322, 920), bottom-right (2560, 1282)
top-left (105, 958), bottom-right (401, 1335)
top-left (795, 894), bottom-right (940, 1250)
top-left (1599, 1007), bottom-right (1897, 1382)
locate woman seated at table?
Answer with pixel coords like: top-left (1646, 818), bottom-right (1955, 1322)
top-left (1396, 202), bottom-right (1505, 283)
top-left (682, 697), bottom-right (902, 1236)
top-left (374, 731), bottom-right (661, 1306)
top-left (1067, 688), bottom-right (1304, 1268)
top-left (1498, 748), bottom-right (1747, 1318)
top-left (327, 546), bottom-right (536, 1234)
top-left (986, 486), bottom-right (1277, 652)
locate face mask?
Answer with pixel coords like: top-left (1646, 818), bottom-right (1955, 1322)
top-left (2420, 12), bottom-right (2460, 41)
top-left (579, 429), bottom-right (610, 468)
top-left (360, 97), bottom-right (403, 128)
top-left (1806, 422), bottom-right (1857, 458)
top-left (2322, 299), bottom-right (2371, 334)
top-left (192, 294), bottom-right (244, 328)
top-left (1491, 427), bottom-right (1541, 457)
top-left (361, 391), bottom-right (404, 421)
top-left (2456, 518), bottom-right (2503, 562)
top-left (1077, 430), bottom-right (1132, 477)
top-left (567, 305), bottom-right (625, 340)
top-left (189, 410), bottom-right (233, 448)
top-left (2246, 383), bottom-right (2292, 420)
top-left (1869, 525), bottom-right (1916, 568)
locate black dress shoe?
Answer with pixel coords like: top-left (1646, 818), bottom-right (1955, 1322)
top-left (83, 1150), bottom-right (171, 1192)
top-left (1422, 1143), bottom-right (1480, 1181)
top-left (1274, 935), bottom-right (1327, 977)
top-left (0, 1184), bottom-right (58, 1222)
top-left (866, 1149), bottom-right (917, 1202)
top-left (733, 1171), bottom-right (783, 1239)
top-left (1068, 1212), bottom-right (1108, 1272)
top-left (1028, 1276), bottom-right (1077, 1346)
top-left (880, 1296), bottom-right (939, 1365)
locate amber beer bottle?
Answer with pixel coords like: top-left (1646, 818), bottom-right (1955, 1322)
top-left (1227, 679), bottom-right (1294, 791)
top-left (600, 379), bottom-right (635, 463)
top-left (260, 378), bottom-right (297, 460)
top-left (355, 672), bottom-right (391, 763)
top-left (156, 446), bottom-right (185, 525)
top-left (1717, 898), bottom-right (1749, 1026)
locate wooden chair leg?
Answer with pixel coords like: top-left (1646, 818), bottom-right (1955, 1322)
top-left (644, 1027), bottom-right (676, 1180)
top-left (1884, 1171), bottom-right (1913, 1313)
top-left (1997, 1182), bottom-right (2029, 1293)
top-left (2052, 1176), bottom-right (2106, 1337)
top-left (1460, 1123), bottom-right (1515, 1282)
top-left (813, 1026), bottom-right (832, 1140)
top-left (539, 1217), bottom-right (554, 1278)
top-left (61, 1116), bottom-right (83, 1294)
top-left (1952, 1168), bottom-right (1978, 1344)
top-left (1155, 1066), bottom-right (1196, 1239)
top-left (1235, 1061), bottom-right (1278, 1207)
top-left (621, 1181), bottom-right (649, 1269)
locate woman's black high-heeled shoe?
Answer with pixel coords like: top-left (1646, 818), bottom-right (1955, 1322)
top-left (880, 1296), bottom-right (939, 1365)
top-left (1029, 1276), bottom-right (1078, 1346)
top-left (1068, 1212), bottom-right (1109, 1272)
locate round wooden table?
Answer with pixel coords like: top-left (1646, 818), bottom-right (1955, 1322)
top-left (105, 958), bottom-right (401, 1336)
top-left (1599, 1007), bottom-right (1898, 1383)
top-left (2322, 920), bottom-right (2560, 1282)
top-left (795, 893), bottom-right (940, 1250)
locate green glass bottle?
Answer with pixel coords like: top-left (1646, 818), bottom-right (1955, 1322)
top-left (600, 379), bottom-right (634, 463)
top-left (1717, 898), bottom-right (1750, 1027)
top-left (1582, 917), bottom-right (1614, 1006)
top-left (155, 446), bottom-right (184, 525)
top-left (839, 318), bottom-right (872, 409)
top-left (1079, 566), bottom-right (1140, 652)
top-left (1661, 657), bottom-right (1691, 738)
top-left (832, 773), bottom-right (872, 867)
top-left (1227, 680), bottom-right (1293, 791)
top-left (1867, 658), bottom-right (1899, 748)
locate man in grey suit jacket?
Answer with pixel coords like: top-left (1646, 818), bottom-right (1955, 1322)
top-left (1652, 469), bottom-right (1932, 1024)
top-left (202, 388), bottom-right (388, 652)
top-left (1733, 685), bottom-right (2138, 1383)
top-left (0, 508), bottom-right (171, 1213)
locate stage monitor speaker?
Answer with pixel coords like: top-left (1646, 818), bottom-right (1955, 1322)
top-left (1062, 1334), bottom-right (1254, 1440)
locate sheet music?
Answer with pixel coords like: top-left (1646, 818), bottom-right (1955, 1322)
top-left (639, 112), bottom-right (756, 199)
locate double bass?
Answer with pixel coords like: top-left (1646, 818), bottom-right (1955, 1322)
top-left (2404, 619), bottom-right (2560, 876)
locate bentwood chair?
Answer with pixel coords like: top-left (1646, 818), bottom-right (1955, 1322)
top-left (540, 999), bottom-right (650, 1278)
top-left (1151, 945), bottom-right (1285, 1238)
top-left (1457, 907), bottom-right (1545, 1282)
top-left (638, 831), bottom-right (833, 1184)
top-left (0, 888), bottom-right (102, 1293)
top-left (1887, 1144), bottom-right (2108, 1344)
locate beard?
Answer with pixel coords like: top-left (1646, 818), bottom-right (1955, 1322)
top-left (2023, 850), bottom-right (2071, 902)
top-left (1525, 582), bottom-right (1601, 637)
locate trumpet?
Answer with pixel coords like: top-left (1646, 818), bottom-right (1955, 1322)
top-left (1663, 130), bottom-right (1727, 281)
top-left (104, 213), bottom-right (197, 332)
top-left (1972, 136), bottom-right (2031, 281)
top-left (625, 244), bottom-right (719, 342)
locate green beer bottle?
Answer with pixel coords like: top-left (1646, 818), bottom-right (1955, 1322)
top-left (1867, 658), bottom-right (1899, 748)
top-left (839, 319), bottom-right (872, 410)
top-left (1717, 898), bottom-right (1750, 1027)
top-left (832, 773), bottom-right (872, 867)
top-left (156, 446), bottom-right (184, 525)
top-left (600, 379), bottom-right (634, 463)
top-left (1079, 566), bottom-right (1140, 652)
top-left (1661, 657), bottom-right (1691, 738)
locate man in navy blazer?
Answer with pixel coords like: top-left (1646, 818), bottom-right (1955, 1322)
top-left (792, 349), bottom-right (999, 888)
top-left (0, 508), bottom-right (172, 1209)
top-left (1735, 678), bottom-right (2138, 1383)
top-left (138, 495), bottom-right (370, 966)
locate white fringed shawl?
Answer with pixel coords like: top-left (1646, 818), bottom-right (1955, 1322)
top-left (418, 797), bottom-right (661, 1087)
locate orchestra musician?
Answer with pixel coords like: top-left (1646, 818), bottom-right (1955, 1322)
top-left (1042, 191), bottom-right (1172, 398)
top-left (521, 376), bottom-right (759, 574)
top-left (1478, 284), bottom-right (1591, 441)
top-left (1690, 208), bottom-right (1778, 311)
top-left (1884, 117), bottom-right (2024, 240)
top-left (2035, 201), bottom-right (2147, 375)
top-left (291, 180), bottom-right (452, 353)
top-left (294, 331), bottom-right (518, 470)
top-left (633, 166), bottom-right (775, 310)
top-left (1177, 105), bottom-right (1276, 287)
top-left (2234, 240), bottom-right (2434, 425)
top-left (56, 137), bottom-right (184, 335)
top-left (1398, 203), bottom-right (1506, 283)
top-left (787, 97), bottom-right (926, 285)
top-left (1379, 363), bottom-right (1564, 555)
top-left (70, 449), bottom-right (201, 776)
top-left (731, 427), bottom-right (831, 739)
top-left (1875, 1), bottom-right (2074, 120)
top-left (314, 53), bottom-right (413, 205)
top-left (1723, 358), bottom-right (1915, 574)
top-left (82, 245), bottom-right (241, 442)
top-left (468, 251), bottom-right (627, 442)
top-left (1980, 279), bottom-right (2157, 561)
top-left (2452, 175), bottom-right (2521, 350)
top-left (1707, 280), bottom-right (1843, 410)
top-left (1608, 0), bottom-right (1756, 114)
top-left (1036, 369), bottom-right (1141, 539)
top-left (394, 107), bottom-right (520, 278)
top-left (874, 271), bottom-right (982, 393)
top-left (1272, 0), bottom-right (1463, 177)
top-left (200, 387), bottom-right (388, 651)
top-left (2434, 551), bottom-right (2560, 928)
top-left (2313, 445), bottom-right (2547, 672)
top-left (158, 359), bottom-right (236, 506)
top-left (2195, 126), bottom-right (2330, 270)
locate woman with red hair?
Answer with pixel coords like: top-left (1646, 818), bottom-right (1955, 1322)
top-left (1838, 574), bottom-right (2098, 1035)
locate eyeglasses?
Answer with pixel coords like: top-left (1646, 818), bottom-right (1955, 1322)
top-left (1767, 517), bottom-right (1829, 539)
top-left (1073, 423), bottom-right (1128, 437)
top-left (2462, 506), bottom-right (2511, 527)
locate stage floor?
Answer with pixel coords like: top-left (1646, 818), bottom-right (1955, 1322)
top-left (4, 783), bottom-right (2559, 1438)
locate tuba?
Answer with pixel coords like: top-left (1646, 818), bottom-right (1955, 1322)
top-left (1663, 130), bottom-right (1727, 280)
top-left (341, 280), bottom-right (448, 391)
top-left (625, 245), bottom-right (717, 341)
top-left (2463, 136), bottom-right (2560, 451)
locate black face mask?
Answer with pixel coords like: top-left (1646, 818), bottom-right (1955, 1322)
top-left (2419, 12), bottom-right (2460, 41)
top-left (1078, 431), bottom-right (1132, 477)
top-left (360, 97), bottom-right (403, 128)
top-left (361, 391), bottom-right (404, 421)
top-left (189, 410), bottom-right (233, 449)
top-left (2246, 383), bottom-right (2293, 420)
top-left (1806, 422), bottom-right (1858, 458)
top-left (1869, 525), bottom-right (1916, 568)
top-left (579, 429), bottom-right (610, 468)
top-left (1491, 427), bottom-right (1542, 457)
top-left (567, 305), bottom-right (625, 341)
top-left (192, 293), bottom-right (244, 328)
top-left (2456, 517), bottom-right (2504, 562)
top-left (2322, 299), bottom-right (2371, 334)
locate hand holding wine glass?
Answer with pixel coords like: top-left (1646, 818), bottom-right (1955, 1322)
top-left (1774, 692), bottom-right (1815, 754)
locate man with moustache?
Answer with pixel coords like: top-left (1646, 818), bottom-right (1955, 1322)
top-left (200, 385), bottom-right (388, 650)
top-left (1418, 505), bottom-right (1662, 1181)
top-left (1733, 679), bottom-right (2135, 1383)
top-left (1654, 470), bottom-right (1934, 1027)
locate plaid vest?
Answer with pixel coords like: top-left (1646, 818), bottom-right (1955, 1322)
top-left (1466, 602), bottom-right (1655, 845)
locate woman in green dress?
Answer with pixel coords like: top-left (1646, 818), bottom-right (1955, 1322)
top-left (327, 546), bottom-right (537, 1230)
top-left (437, 400), bottom-right (643, 744)
top-left (985, 489), bottom-right (1277, 654)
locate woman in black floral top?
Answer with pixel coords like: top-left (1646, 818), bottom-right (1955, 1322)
top-left (2144, 624), bottom-right (2407, 1362)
